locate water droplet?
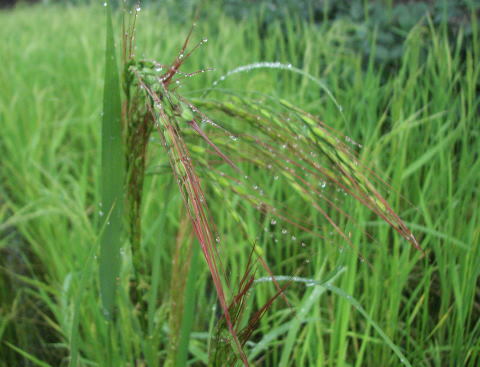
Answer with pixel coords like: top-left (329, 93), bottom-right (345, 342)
top-left (267, 164), bottom-right (272, 169)
top-left (271, 219), bottom-right (277, 225)
top-left (155, 67), bottom-right (163, 72)
top-left (215, 237), bottom-right (220, 243)
top-left (103, 2), bottom-right (107, 6)
top-left (229, 135), bottom-right (238, 141)
top-left (244, 175), bottom-right (249, 180)
top-left (99, 211), bottom-right (104, 217)
top-left (274, 176), bottom-right (279, 180)
top-left (301, 242), bottom-right (306, 247)
top-left (179, 53), bottom-right (184, 59)
top-left (202, 38), bottom-right (208, 43)
top-left (136, 6), bottom-right (141, 11)
top-left (219, 76), bottom-right (225, 81)
top-left (253, 185), bottom-right (258, 190)
top-left (291, 236), bottom-right (296, 241)
top-left (305, 259), bottom-right (310, 263)
top-left (281, 229), bottom-right (288, 234)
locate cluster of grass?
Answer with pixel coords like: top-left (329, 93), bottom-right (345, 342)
top-left (0, 2), bottom-right (479, 366)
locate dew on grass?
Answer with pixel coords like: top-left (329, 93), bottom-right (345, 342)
top-left (99, 211), bottom-right (104, 217)
top-left (103, 2), bottom-right (107, 6)
top-left (301, 242), bottom-right (306, 247)
top-left (281, 229), bottom-right (288, 234)
top-left (270, 219), bottom-right (277, 225)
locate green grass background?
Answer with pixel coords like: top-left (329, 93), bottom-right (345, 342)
top-left (0, 2), bottom-right (479, 366)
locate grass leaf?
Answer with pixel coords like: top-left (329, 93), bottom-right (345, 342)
top-left (99, 2), bottom-right (125, 319)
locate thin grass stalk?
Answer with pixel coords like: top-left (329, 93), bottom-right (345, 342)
top-left (165, 213), bottom-right (193, 367)
top-left (174, 237), bottom-right (201, 367)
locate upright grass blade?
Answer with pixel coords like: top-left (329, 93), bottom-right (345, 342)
top-left (99, 2), bottom-right (125, 320)
top-left (174, 239), bottom-right (201, 367)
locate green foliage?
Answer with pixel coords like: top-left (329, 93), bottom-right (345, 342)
top-left (0, 2), bottom-right (478, 367)
top-left (99, 0), bottom-right (125, 320)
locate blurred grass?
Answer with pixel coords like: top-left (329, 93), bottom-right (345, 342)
top-left (0, 2), bottom-right (478, 367)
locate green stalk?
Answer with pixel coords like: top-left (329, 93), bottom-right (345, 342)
top-left (174, 241), bottom-right (201, 367)
top-left (99, 1), bottom-right (125, 320)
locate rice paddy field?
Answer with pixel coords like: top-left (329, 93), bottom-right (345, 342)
top-left (0, 1), bottom-right (479, 366)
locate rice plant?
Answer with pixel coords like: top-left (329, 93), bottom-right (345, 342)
top-left (1, 2), bottom-right (478, 367)
top-left (95, 2), bottom-right (424, 365)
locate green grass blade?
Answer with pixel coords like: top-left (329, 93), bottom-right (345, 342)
top-left (175, 241), bottom-right (201, 367)
top-left (324, 284), bottom-right (412, 367)
top-left (99, 2), bottom-right (125, 320)
top-left (5, 342), bottom-right (53, 367)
